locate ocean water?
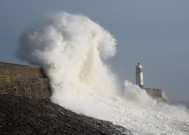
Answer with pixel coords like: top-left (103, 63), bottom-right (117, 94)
top-left (18, 12), bottom-right (189, 135)
top-left (171, 101), bottom-right (189, 110)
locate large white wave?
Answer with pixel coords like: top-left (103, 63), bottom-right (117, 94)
top-left (18, 12), bottom-right (189, 135)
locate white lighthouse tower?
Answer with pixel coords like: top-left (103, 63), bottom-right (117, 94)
top-left (136, 63), bottom-right (144, 88)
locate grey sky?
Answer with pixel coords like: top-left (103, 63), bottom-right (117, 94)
top-left (0, 0), bottom-right (189, 101)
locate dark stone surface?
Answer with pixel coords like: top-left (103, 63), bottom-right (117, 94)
top-left (0, 95), bottom-right (130, 135)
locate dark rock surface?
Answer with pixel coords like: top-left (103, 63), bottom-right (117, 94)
top-left (0, 95), bottom-right (130, 135)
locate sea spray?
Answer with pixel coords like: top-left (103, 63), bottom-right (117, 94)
top-left (18, 12), bottom-right (189, 135)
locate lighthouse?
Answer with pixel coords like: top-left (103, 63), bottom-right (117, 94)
top-left (136, 63), bottom-right (144, 88)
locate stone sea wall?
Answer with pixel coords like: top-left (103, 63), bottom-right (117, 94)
top-left (0, 62), bottom-right (167, 101)
top-left (0, 62), bottom-right (51, 99)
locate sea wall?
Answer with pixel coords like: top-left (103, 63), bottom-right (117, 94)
top-left (0, 62), bottom-right (51, 99)
top-left (0, 62), bottom-right (46, 79)
top-left (144, 88), bottom-right (167, 102)
top-left (0, 62), bottom-right (167, 101)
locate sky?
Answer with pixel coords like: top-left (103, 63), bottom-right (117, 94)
top-left (0, 0), bottom-right (189, 101)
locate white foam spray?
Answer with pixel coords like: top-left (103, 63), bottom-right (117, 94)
top-left (18, 12), bottom-right (189, 135)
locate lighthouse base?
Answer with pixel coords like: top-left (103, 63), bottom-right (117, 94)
top-left (144, 88), bottom-right (167, 102)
